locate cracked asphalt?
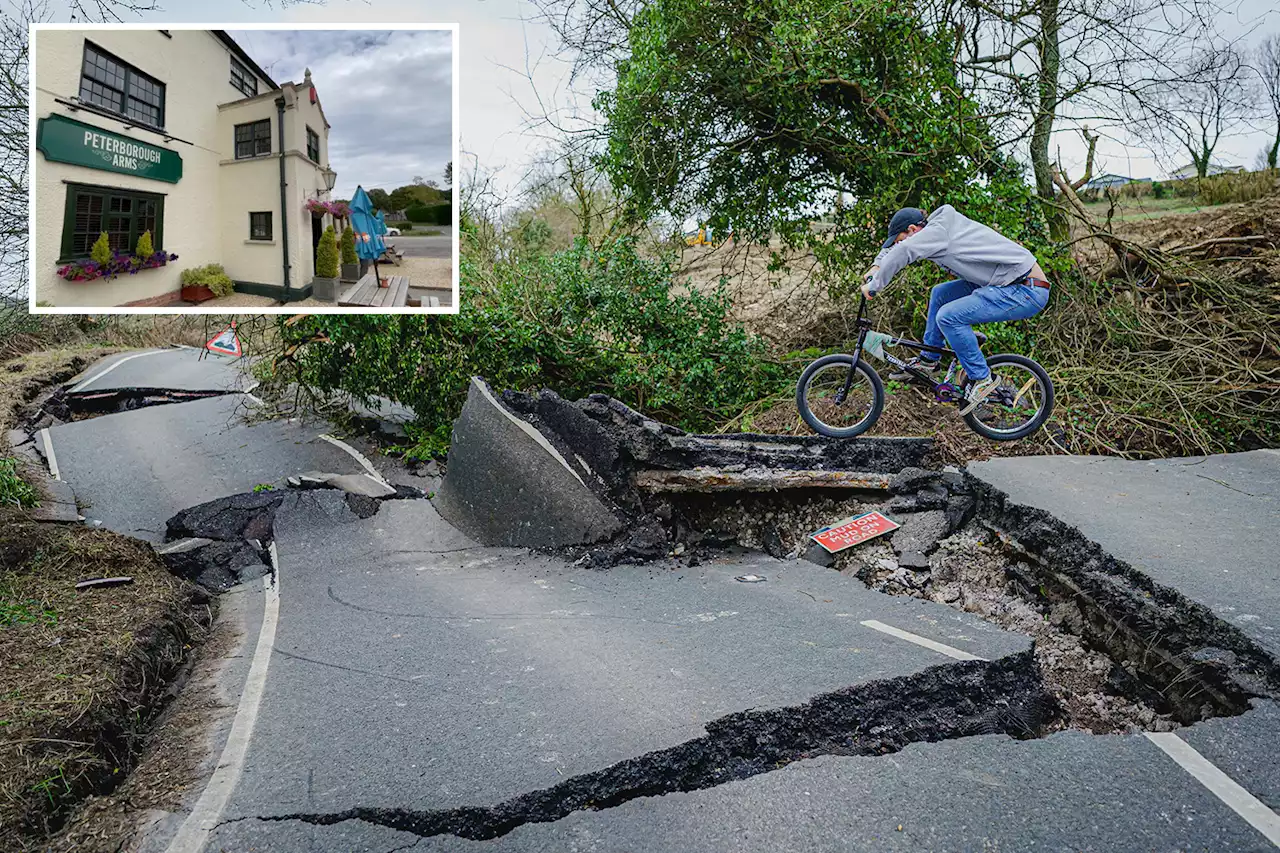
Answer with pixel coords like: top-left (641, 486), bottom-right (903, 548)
top-left (39, 350), bottom-right (1280, 852)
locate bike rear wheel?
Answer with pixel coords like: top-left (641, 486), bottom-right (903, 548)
top-left (796, 354), bottom-right (884, 438)
top-left (962, 353), bottom-right (1054, 441)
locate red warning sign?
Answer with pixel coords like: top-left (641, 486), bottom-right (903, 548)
top-left (206, 322), bottom-right (243, 358)
top-left (811, 511), bottom-right (900, 553)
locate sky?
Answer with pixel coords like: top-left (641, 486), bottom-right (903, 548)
top-left (223, 27), bottom-right (453, 201)
top-left (35, 0), bottom-right (1280, 204)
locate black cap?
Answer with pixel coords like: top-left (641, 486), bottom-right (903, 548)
top-left (882, 207), bottom-right (927, 248)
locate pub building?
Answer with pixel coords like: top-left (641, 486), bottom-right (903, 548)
top-left (33, 29), bottom-right (339, 307)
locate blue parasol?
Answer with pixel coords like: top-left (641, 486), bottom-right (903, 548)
top-left (374, 209), bottom-right (388, 236)
top-left (349, 186), bottom-right (387, 285)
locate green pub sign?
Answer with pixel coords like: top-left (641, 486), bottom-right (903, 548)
top-left (37, 114), bottom-right (182, 183)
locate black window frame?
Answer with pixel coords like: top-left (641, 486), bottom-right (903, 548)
top-left (234, 119), bottom-right (272, 160)
top-left (59, 182), bottom-right (165, 263)
top-left (230, 56), bottom-right (258, 98)
top-left (249, 211), bottom-right (273, 241)
top-left (78, 41), bottom-right (166, 131)
top-left (306, 126), bottom-right (320, 163)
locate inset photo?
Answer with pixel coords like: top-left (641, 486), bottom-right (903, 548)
top-left (29, 24), bottom-right (458, 313)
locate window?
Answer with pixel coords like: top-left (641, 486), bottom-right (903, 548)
top-left (230, 57), bottom-right (257, 98)
top-left (79, 42), bottom-right (165, 129)
top-left (249, 212), bottom-right (272, 241)
top-left (60, 184), bottom-right (163, 261)
top-left (306, 126), bottom-right (320, 163)
top-left (234, 119), bottom-right (271, 159)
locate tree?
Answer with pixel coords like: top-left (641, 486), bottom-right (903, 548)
top-left (368, 187), bottom-right (393, 211)
top-left (597, 0), bottom-right (1044, 289)
top-left (443, 161), bottom-right (452, 187)
top-left (1258, 34), bottom-right (1280, 169)
top-left (1150, 47), bottom-right (1257, 178)
top-left (922, 0), bottom-right (1227, 236)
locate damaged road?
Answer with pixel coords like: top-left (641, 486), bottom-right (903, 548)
top-left (26, 361), bottom-right (1280, 852)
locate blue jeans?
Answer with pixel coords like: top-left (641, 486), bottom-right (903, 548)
top-left (919, 280), bottom-right (1049, 381)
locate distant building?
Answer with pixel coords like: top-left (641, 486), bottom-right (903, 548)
top-left (1083, 174), bottom-right (1151, 191)
top-left (1168, 162), bottom-right (1245, 181)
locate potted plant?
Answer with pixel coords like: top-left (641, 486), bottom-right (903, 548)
top-left (339, 225), bottom-right (359, 282)
top-left (180, 263), bottom-right (235, 304)
top-left (313, 224), bottom-right (340, 300)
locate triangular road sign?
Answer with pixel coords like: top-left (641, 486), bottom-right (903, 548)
top-left (206, 322), bottom-right (243, 358)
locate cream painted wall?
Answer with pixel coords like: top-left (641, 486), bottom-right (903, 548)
top-left (32, 29), bottom-right (337, 307)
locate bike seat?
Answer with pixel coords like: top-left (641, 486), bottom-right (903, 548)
top-left (974, 330), bottom-right (988, 346)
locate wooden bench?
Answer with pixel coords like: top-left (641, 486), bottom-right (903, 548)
top-left (380, 244), bottom-right (403, 265)
top-left (338, 272), bottom-right (409, 308)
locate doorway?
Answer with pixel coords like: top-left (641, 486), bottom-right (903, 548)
top-left (311, 215), bottom-right (323, 277)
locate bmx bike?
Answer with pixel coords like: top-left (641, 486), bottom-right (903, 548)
top-left (796, 293), bottom-right (1053, 441)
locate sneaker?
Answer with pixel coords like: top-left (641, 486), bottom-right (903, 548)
top-left (888, 357), bottom-right (942, 382)
top-left (959, 375), bottom-right (1001, 415)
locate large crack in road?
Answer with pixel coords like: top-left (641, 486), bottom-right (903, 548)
top-left (20, 354), bottom-right (1280, 851)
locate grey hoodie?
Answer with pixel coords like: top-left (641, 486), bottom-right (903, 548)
top-left (867, 204), bottom-right (1036, 294)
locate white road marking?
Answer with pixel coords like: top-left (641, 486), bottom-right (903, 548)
top-left (39, 428), bottom-right (60, 481)
top-left (318, 433), bottom-right (390, 485)
top-left (164, 545), bottom-right (281, 853)
top-left (1144, 732), bottom-right (1280, 847)
top-left (860, 620), bottom-right (986, 661)
top-left (72, 348), bottom-right (172, 392)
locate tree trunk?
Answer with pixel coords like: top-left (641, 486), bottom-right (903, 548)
top-left (1269, 123), bottom-right (1279, 169)
top-left (1031, 0), bottom-right (1066, 240)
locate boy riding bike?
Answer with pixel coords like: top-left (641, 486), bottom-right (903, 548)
top-left (861, 205), bottom-right (1051, 414)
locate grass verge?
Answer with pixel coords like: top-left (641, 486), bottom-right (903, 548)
top-left (0, 513), bottom-right (212, 851)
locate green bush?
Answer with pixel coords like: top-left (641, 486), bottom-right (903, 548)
top-left (1151, 181), bottom-right (1165, 199)
top-left (270, 238), bottom-right (787, 457)
top-left (316, 225), bottom-right (339, 278)
top-left (135, 229), bottom-right (154, 259)
top-left (340, 226), bottom-right (357, 265)
top-left (179, 263), bottom-right (235, 298)
top-left (1195, 170), bottom-right (1276, 206)
top-left (90, 232), bottom-right (111, 266)
top-left (406, 204), bottom-right (450, 225)
top-left (0, 458), bottom-right (39, 508)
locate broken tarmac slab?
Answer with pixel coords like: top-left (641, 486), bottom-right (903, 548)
top-left (204, 493), bottom-right (1044, 842)
top-left (158, 485), bottom-right (428, 591)
top-left (435, 378), bottom-right (624, 548)
top-left (431, 701), bottom-right (1280, 853)
top-left (438, 378), bottom-right (934, 550)
top-left (964, 455), bottom-right (1280, 720)
top-left (66, 347), bottom-right (249, 395)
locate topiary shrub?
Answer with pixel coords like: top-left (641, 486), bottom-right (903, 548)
top-left (315, 225), bottom-right (339, 278)
top-left (90, 232), bottom-right (111, 266)
top-left (134, 230), bottom-right (154, 260)
top-left (340, 226), bottom-right (357, 265)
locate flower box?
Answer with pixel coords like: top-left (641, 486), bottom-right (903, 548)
top-left (57, 250), bottom-right (178, 282)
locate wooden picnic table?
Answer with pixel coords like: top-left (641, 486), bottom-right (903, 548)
top-left (338, 271), bottom-right (409, 308)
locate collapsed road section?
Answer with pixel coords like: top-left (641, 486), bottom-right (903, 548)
top-left (436, 376), bottom-right (932, 555)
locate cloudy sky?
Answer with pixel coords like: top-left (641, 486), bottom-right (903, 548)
top-left (224, 27), bottom-right (453, 201)
top-left (36, 0), bottom-right (1280, 201)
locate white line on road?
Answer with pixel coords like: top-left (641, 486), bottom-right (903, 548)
top-left (165, 546), bottom-right (281, 853)
top-left (39, 428), bottom-right (60, 481)
top-left (319, 433), bottom-right (390, 485)
top-left (860, 620), bottom-right (986, 662)
top-left (1144, 732), bottom-right (1280, 847)
top-left (72, 348), bottom-right (172, 392)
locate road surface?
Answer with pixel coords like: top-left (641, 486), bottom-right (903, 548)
top-left (387, 233), bottom-right (451, 259)
top-left (30, 350), bottom-right (1280, 852)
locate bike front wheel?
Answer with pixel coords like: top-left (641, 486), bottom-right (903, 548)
top-left (962, 353), bottom-right (1054, 441)
top-left (796, 355), bottom-right (884, 438)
